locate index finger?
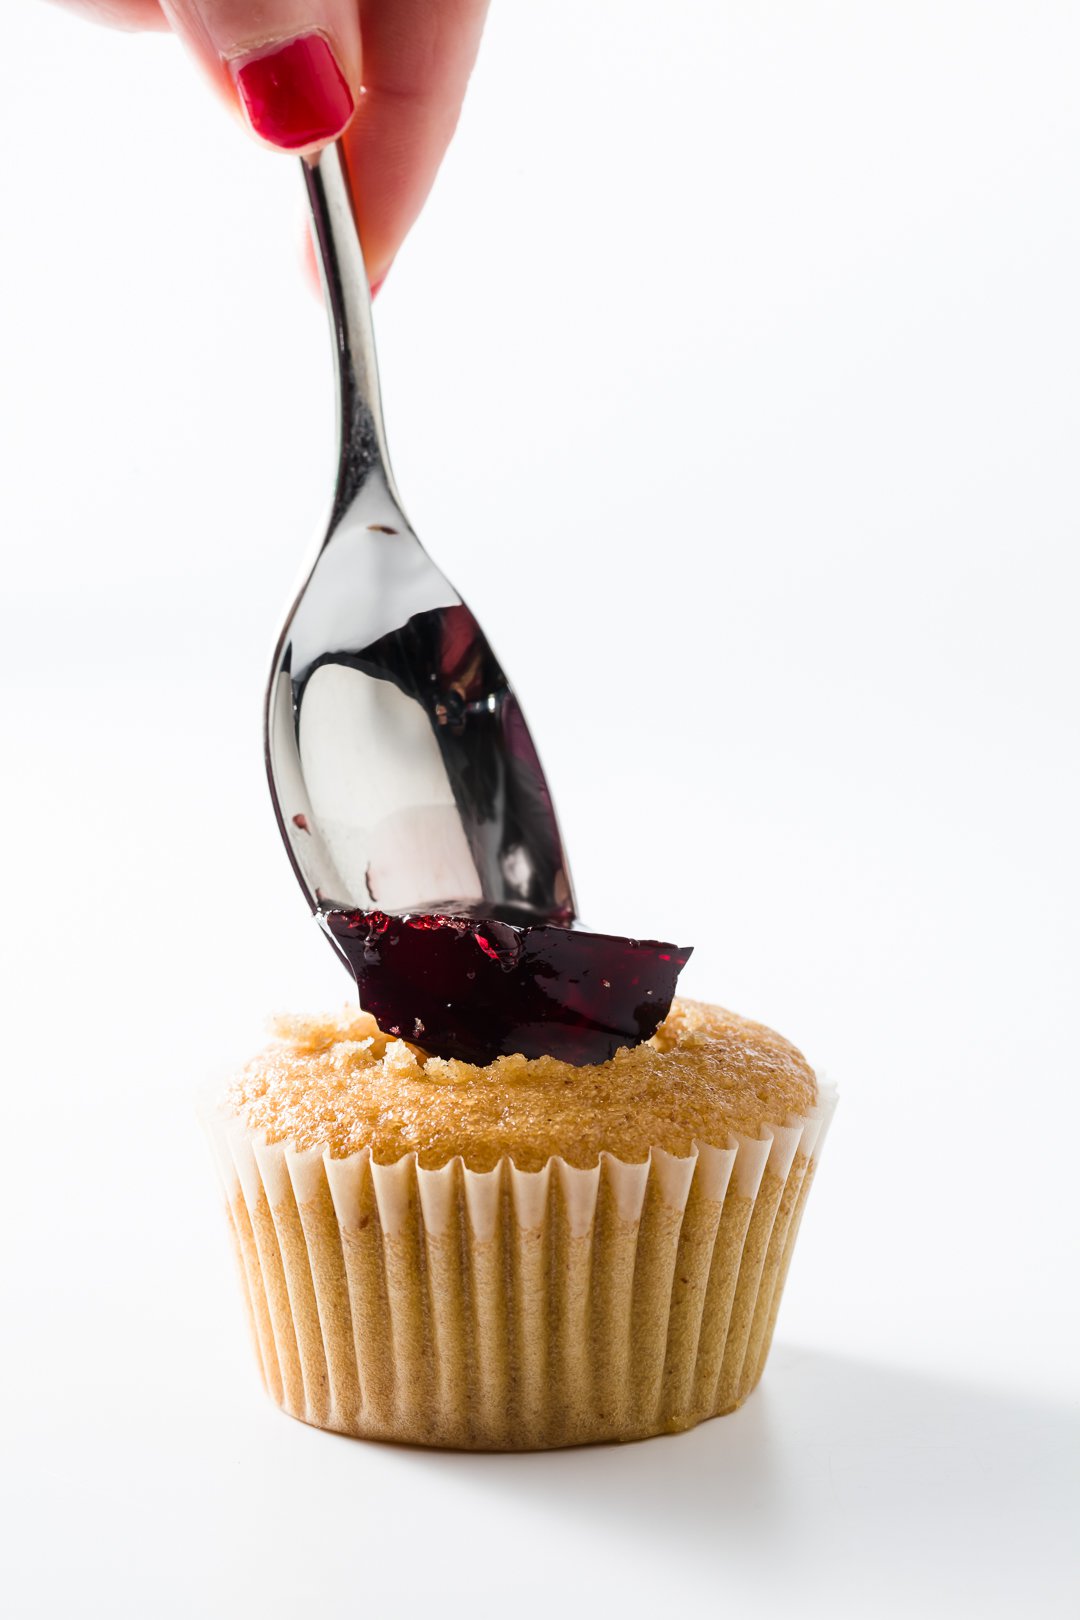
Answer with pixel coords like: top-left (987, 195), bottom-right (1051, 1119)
top-left (343, 0), bottom-right (490, 288)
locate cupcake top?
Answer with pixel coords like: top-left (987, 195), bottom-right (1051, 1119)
top-left (223, 999), bottom-right (817, 1172)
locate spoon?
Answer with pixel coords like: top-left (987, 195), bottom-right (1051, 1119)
top-left (264, 140), bottom-right (576, 930)
top-left (264, 141), bottom-right (690, 1064)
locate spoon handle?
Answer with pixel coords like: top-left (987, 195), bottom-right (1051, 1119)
top-left (303, 141), bottom-right (398, 521)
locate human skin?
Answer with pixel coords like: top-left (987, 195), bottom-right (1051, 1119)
top-left (49, 0), bottom-right (491, 292)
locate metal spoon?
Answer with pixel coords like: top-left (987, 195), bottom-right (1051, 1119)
top-left (265, 140), bottom-right (575, 934)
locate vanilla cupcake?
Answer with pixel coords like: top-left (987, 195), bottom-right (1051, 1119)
top-left (204, 999), bottom-right (835, 1449)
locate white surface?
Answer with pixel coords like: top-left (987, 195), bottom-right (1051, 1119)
top-left (2, 4), bottom-right (1079, 1617)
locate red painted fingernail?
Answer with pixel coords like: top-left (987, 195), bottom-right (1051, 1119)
top-left (231, 33), bottom-right (355, 151)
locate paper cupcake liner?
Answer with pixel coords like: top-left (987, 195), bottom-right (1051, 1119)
top-left (204, 1083), bottom-right (836, 1450)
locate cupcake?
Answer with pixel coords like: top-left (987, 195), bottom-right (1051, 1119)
top-left (204, 997), bottom-right (835, 1449)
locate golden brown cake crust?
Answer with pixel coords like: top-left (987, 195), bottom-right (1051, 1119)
top-left (223, 999), bottom-right (818, 1172)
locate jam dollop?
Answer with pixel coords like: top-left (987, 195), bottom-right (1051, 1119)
top-left (320, 909), bottom-right (693, 1066)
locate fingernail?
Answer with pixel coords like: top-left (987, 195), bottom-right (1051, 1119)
top-left (231, 33), bottom-right (355, 151)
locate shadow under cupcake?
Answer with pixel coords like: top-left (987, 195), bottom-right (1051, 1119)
top-left (203, 998), bottom-right (835, 1450)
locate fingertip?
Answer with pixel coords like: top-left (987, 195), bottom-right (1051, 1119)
top-left (162, 2), bottom-right (363, 155)
top-left (230, 32), bottom-right (357, 154)
top-left (338, 0), bottom-right (489, 287)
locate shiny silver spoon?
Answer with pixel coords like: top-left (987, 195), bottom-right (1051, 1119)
top-left (265, 140), bottom-right (576, 931)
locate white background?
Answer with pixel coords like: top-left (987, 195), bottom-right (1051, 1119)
top-left (2, 3), bottom-right (1078, 1616)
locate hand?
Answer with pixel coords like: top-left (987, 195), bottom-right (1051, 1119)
top-left (51, 1), bottom-right (491, 292)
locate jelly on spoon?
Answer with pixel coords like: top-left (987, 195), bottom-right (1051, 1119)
top-left (322, 908), bottom-right (692, 1065)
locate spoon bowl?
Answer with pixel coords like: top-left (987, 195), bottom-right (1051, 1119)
top-left (265, 142), bottom-right (575, 928)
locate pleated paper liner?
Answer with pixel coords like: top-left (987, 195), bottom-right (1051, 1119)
top-left (204, 1082), bottom-right (836, 1450)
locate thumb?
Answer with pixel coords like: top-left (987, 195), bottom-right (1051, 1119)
top-left (160, 0), bottom-right (361, 152)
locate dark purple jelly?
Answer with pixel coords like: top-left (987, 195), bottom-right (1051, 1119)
top-left (320, 909), bottom-right (693, 1066)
